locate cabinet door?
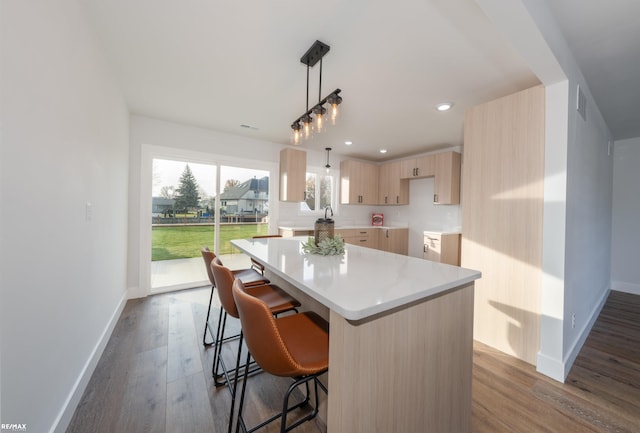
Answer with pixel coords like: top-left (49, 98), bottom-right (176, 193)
top-left (400, 158), bottom-right (417, 178)
top-left (380, 228), bottom-right (408, 255)
top-left (434, 152), bottom-right (461, 205)
top-left (400, 155), bottom-right (435, 179)
top-left (279, 148), bottom-right (306, 202)
top-left (415, 155), bottom-right (435, 178)
top-left (361, 162), bottom-right (379, 205)
top-left (340, 160), bottom-right (379, 204)
top-left (378, 163), bottom-right (391, 204)
top-left (379, 161), bottom-right (409, 205)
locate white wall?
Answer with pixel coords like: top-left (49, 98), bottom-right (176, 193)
top-left (522, 0), bottom-right (614, 382)
top-left (611, 137), bottom-right (640, 295)
top-left (0, 2), bottom-right (130, 432)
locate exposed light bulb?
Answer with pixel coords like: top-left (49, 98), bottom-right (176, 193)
top-left (313, 105), bottom-right (326, 133)
top-left (327, 93), bottom-right (342, 125)
top-left (301, 114), bottom-right (313, 139)
top-left (291, 122), bottom-right (302, 144)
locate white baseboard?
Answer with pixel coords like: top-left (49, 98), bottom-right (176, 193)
top-left (562, 287), bottom-right (609, 378)
top-left (537, 286), bottom-right (609, 382)
top-left (50, 290), bottom-right (128, 433)
top-left (612, 281), bottom-right (640, 295)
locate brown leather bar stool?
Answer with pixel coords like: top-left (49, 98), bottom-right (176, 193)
top-left (232, 278), bottom-right (329, 433)
top-left (210, 257), bottom-right (300, 388)
top-left (201, 246), bottom-right (269, 347)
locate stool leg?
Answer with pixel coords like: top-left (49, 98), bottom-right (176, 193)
top-left (227, 332), bottom-right (244, 433)
top-left (203, 285), bottom-right (216, 346)
top-left (235, 351), bottom-right (253, 433)
top-left (213, 309), bottom-right (228, 383)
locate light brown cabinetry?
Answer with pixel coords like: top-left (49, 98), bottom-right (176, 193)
top-left (423, 232), bottom-right (460, 266)
top-left (336, 228), bottom-right (378, 249)
top-left (340, 160), bottom-right (379, 205)
top-left (462, 85), bottom-right (544, 365)
top-left (378, 228), bottom-right (409, 255)
top-left (433, 152), bottom-right (461, 205)
top-left (279, 148), bottom-right (306, 202)
top-left (378, 161), bottom-right (409, 205)
top-left (400, 155), bottom-right (435, 179)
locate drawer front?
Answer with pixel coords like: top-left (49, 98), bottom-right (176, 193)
top-left (337, 229), bottom-right (371, 239)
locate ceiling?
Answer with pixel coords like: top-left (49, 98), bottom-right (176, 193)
top-left (545, 0), bottom-right (640, 141)
top-left (80, 0), bottom-right (638, 162)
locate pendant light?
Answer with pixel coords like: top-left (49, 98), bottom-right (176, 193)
top-left (291, 40), bottom-right (343, 143)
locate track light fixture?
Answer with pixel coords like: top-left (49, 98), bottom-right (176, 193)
top-left (291, 40), bottom-right (342, 144)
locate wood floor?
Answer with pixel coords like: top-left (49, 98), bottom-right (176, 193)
top-left (67, 288), bottom-right (640, 433)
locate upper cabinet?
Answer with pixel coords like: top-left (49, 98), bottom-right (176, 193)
top-left (378, 161), bottom-right (409, 205)
top-left (279, 148), bottom-right (306, 202)
top-left (433, 151), bottom-right (461, 205)
top-left (400, 155), bottom-right (435, 179)
top-left (340, 150), bottom-right (461, 205)
top-left (340, 160), bottom-right (379, 205)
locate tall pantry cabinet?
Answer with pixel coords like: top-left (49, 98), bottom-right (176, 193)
top-left (461, 85), bottom-right (545, 365)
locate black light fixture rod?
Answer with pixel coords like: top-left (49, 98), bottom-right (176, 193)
top-left (306, 63), bottom-right (310, 112)
top-left (318, 57), bottom-right (323, 103)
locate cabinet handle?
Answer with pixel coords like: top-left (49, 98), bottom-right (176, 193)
top-left (433, 194), bottom-right (438, 203)
top-left (416, 167), bottom-right (419, 176)
top-left (396, 196), bottom-right (399, 204)
top-left (385, 196), bottom-right (388, 204)
top-left (386, 230), bottom-right (389, 238)
top-left (424, 245), bottom-right (428, 252)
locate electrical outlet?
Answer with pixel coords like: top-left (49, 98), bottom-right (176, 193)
top-left (571, 313), bottom-right (576, 329)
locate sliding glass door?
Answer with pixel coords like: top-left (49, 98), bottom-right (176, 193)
top-left (151, 158), bottom-right (217, 291)
top-left (149, 157), bottom-right (271, 293)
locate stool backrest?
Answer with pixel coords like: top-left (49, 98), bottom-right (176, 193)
top-left (232, 279), bottom-right (301, 377)
top-left (201, 247), bottom-right (217, 287)
top-left (210, 257), bottom-right (239, 318)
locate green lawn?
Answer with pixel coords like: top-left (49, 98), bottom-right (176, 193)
top-left (152, 224), bottom-right (268, 261)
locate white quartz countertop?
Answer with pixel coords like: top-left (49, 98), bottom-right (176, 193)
top-left (231, 237), bottom-right (481, 321)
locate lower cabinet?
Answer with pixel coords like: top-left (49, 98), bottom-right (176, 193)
top-left (423, 232), bottom-right (460, 266)
top-left (279, 227), bottom-right (409, 255)
top-left (378, 228), bottom-right (409, 255)
top-left (336, 228), bottom-right (378, 249)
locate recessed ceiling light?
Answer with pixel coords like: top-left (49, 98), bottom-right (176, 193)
top-left (435, 102), bottom-right (453, 112)
top-left (380, 149), bottom-right (388, 154)
top-left (345, 141), bottom-right (352, 145)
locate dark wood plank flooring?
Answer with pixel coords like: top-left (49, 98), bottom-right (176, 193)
top-left (67, 288), bottom-right (640, 433)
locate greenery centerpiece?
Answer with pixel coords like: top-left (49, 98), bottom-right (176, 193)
top-left (301, 235), bottom-right (345, 256)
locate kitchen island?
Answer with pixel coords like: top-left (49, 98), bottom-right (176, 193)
top-left (231, 236), bottom-right (481, 432)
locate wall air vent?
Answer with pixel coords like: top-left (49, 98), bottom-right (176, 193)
top-left (577, 85), bottom-right (587, 121)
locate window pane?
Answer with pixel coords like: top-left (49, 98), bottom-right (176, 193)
top-left (219, 166), bottom-right (270, 258)
top-left (319, 175), bottom-right (333, 209)
top-left (305, 173), bottom-right (316, 211)
top-left (151, 158), bottom-right (216, 291)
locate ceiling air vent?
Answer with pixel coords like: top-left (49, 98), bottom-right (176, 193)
top-left (577, 85), bottom-right (587, 121)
